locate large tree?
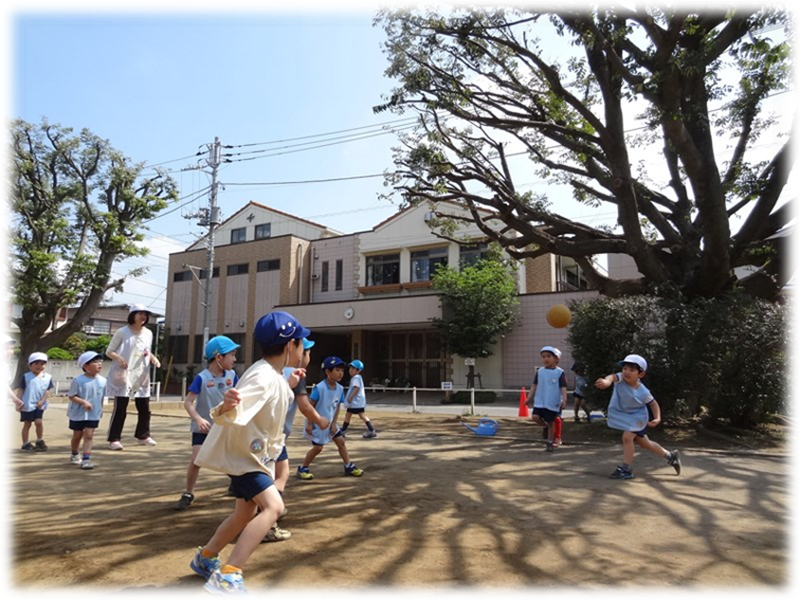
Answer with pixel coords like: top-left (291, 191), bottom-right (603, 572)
top-left (375, 6), bottom-right (793, 300)
top-left (10, 119), bottom-right (178, 377)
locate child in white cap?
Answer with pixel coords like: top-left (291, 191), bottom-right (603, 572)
top-left (13, 351), bottom-right (53, 452)
top-left (67, 351), bottom-right (107, 469)
top-left (525, 346), bottom-right (567, 452)
top-left (595, 354), bottom-right (681, 479)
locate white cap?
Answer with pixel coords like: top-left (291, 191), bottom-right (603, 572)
top-left (129, 303), bottom-right (151, 314)
top-left (619, 354), bottom-right (648, 371)
top-left (540, 345), bottom-right (562, 359)
top-left (28, 352), bottom-right (48, 364)
top-left (78, 351), bottom-right (102, 369)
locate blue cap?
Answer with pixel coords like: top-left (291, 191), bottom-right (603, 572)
top-left (205, 335), bottom-right (241, 360)
top-left (322, 356), bottom-right (346, 370)
top-left (349, 359), bottom-right (364, 370)
top-left (302, 338), bottom-right (315, 350)
top-left (254, 311), bottom-right (311, 348)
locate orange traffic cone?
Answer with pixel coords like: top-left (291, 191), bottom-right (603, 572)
top-left (518, 387), bottom-right (529, 417)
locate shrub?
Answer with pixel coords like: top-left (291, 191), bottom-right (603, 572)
top-left (46, 347), bottom-right (74, 360)
top-left (443, 390), bottom-right (497, 404)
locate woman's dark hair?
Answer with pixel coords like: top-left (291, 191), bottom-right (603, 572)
top-left (128, 311), bottom-right (151, 326)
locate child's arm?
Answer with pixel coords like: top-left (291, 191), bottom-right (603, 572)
top-left (344, 381), bottom-right (360, 406)
top-left (183, 392), bottom-right (211, 433)
top-left (646, 399), bottom-right (662, 427)
top-left (12, 386), bottom-right (23, 410)
top-left (525, 383), bottom-right (536, 407)
top-left (36, 389), bottom-right (50, 409)
top-left (68, 394), bottom-right (92, 411)
top-left (297, 394), bottom-right (329, 429)
top-left (595, 374), bottom-right (618, 389)
top-left (330, 402), bottom-right (342, 433)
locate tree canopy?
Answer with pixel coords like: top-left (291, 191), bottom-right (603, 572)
top-left (375, 6), bottom-right (793, 301)
top-left (10, 119), bottom-right (178, 375)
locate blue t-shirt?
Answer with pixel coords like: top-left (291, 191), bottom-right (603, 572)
top-left (67, 374), bottom-right (106, 422)
top-left (345, 374), bottom-right (366, 409)
top-left (16, 371), bottom-right (54, 412)
top-left (187, 368), bottom-right (239, 433)
top-left (606, 374), bottom-right (654, 432)
top-left (282, 366), bottom-right (308, 437)
top-left (574, 373), bottom-right (589, 397)
top-left (305, 379), bottom-right (344, 445)
top-left (532, 367), bottom-right (567, 411)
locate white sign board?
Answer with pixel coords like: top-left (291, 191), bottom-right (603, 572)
top-left (441, 381), bottom-right (453, 390)
top-left (464, 358), bottom-right (475, 366)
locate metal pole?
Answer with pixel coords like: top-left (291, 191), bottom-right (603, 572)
top-left (202, 137), bottom-right (221, 352)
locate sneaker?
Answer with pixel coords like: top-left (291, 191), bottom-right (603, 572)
top-left (70, 454), bottom-right (81, 465)
top-left (173, 492), bottom-right (195, 511)
top-left (34, 439), bottom-right (48, 451)
top-left (362, 430), bottom-right (377, 439)
top-left (609, 466), bottom-right (634, 480)
top-left (20, 442), bottom-right (35, 452)
top-left (554, 437), bottom-right (562, 448)
top-left (190, 547), bottom-right (221, 580)
top-left (296, 466), bottom-right (314, 481)
top-left (344, 463), bottom-right (364, 477)
top-left (667, 449), bottom-right (682, 475)
top-left (545, 441), bottom-right (554, 453)
top-left (108, 441), bottom-right (124, 451)
top-left (573, 416), bottom-right (581, 424)
top-left (137, 437), bottom-right (157, 446)
top-left (262, 523), bottom-right (292, 543)
top-left (80, 459), bottom-right (94, 470)
top-left (204, 569), bottom-right (245, 594)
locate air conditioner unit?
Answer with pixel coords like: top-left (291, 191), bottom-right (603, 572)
top-left (311, 273), bottom-right (320, 280)
top-left (423, 211), bottom-right (435, 222)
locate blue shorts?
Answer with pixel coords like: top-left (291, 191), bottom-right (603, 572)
top-left (532, 407), bottom-right (560, 423)
top-left (346, 407), bottom-right (366, 414)
top-left (20, 409), bottom-right (44, 422)
top-left (228, 472), bottom-right (274, 502)
top-left (312, 428), bottom-right (345, 447)
top-left (192, 432), bottom-right (208, 446)
top-left (69, 420), bottom-right (100, 431)
top-left (277, 445), bottom-right (289, 462)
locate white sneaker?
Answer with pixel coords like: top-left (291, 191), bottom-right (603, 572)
top-left (108, 441), bottom-right (124, 451)
top-left (137, 437), bottom-right (157, 446)
top-left (80, 459), bottom-right (94, 470)
top-left (70, 454), bottom-right (81, 464)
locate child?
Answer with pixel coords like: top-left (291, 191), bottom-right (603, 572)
top-left (297, 356), bottom-right (364, 480)
top-left (190, 311), bottom-right (309, 594)
top-left (525, 346), bottom-right (567, 452)
top-left (173, 335), bottom-right (240, 511)
top-left (14, 352), bottom-right (53, 452)
top-left (341, 359), bottom-right (377, 439)
top-left (0, 333), bottom-right (19, 417)
top-left (595, 353), bottom-right (682, 479)
top-left (267, 338), bottom-right (330, 543)
top-left (67, 351), bottom-right (107, 470)
top-left (571, 361), bottom-right (592, 423)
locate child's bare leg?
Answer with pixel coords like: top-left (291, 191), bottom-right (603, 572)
top-left (204, 498), bottom-right (259, 557)
top-left (70, 430), bottom-right (83, 454)
top-left (547, 421), bottom-right (555, 442)
top-left (530, 414), bottom-right (545, 427)
top-left (21, 421), bottom-right (31, 444)
top-left (226, 486), bottom-right (284, 568)
top-left (621, 431), bottom-right (637, 465)
top-left (303, 445), bottom-right (322, 467)
top-left (274, 459), bottom-right (289, 494)
top-left (333, 436), bottom-right (351, 464)
top-left (185, 445), bottom-right (202, 493)
top-left (636, 435), bottom-right (670, 459)
top-left (34, 418), bottom-right (44, 440)
top-left (82, 428), bottom-right (95, 455)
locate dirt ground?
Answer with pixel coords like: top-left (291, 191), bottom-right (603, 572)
top-left (7, 401), bottom-right (791, 595)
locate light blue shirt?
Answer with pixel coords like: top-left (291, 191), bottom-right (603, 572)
top-left (187, 368), bottom-right (239, 433)
top-left (67, 374), bottom-right (106, 422)
top-left (345, 374), bottom-right (366, 409)
top-left (532, 366), bottom-right (566, 412)
top-left (16, 371), bottom-right (53, 412)
top-left (606, 373), bottom-right (654, 432)
top-left (305, 379), bottom-right (344, 445)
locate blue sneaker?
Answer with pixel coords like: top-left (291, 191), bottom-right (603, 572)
top-left (190, 547), bottom-right (221, 580)
top-left (296, 466), bottom-right (314, 480)
top-left (609, 466), bottom-right (634, 480)
top-left (204, 569), bottom-right (246, 594)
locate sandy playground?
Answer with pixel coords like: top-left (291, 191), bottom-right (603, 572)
top-left (7, 400), bottom-right (790, 594)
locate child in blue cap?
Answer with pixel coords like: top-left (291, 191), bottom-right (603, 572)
top-left (297, 356), bottom-right (364, 480)
top-left (341, 359), bottom-right (377, 438)
top-left (190, 311), bottom-right (309, 594)
top-left (173, 335), bottom-right (240, 511)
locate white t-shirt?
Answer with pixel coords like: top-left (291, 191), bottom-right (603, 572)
top-left (105, 325), bottom-right (154, 398)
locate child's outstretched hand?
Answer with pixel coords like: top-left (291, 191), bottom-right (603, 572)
top-left (220, 388), bottom-right (241, 414)
top-left (287, 368), bottom-right (306, 389)
top-left (595, 377), bottom-right (612, 390)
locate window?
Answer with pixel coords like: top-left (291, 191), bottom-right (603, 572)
top-left (411, 247), bottom-right (448, 282)
top-left (321, 261), bottom-right (329, 292)
top-left (227, 263), bottom-right (249, 276)
top-left (460, 241), bottom-right (490, 267)
top-left (173, 270), bottom-right (193, 282)
top-left (366, 254), bottom-right (400, 286)
top-left (168, 335), bottom-right (189, 364)
top-left (231, 227), bottom-right (246, 244)
top-left (254, 223), bottom-right (271, 240)
top-left (199, 267), bottom-right (220, 279)
top-left (335, 259), bottom-right (343, 291)
top-left (256, 259), bottom-right (280, 272)
top-left (193, 334), bottom-right (212, 364)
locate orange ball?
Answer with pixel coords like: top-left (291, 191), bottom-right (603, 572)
top-left (546, 304), bottom-right (572, 328)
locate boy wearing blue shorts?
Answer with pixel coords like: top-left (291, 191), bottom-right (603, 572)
top-left (595, 354), bottom-right (682, 479)
top-left (14, 352), bottom-right (53, 452)
top-left (66, 351), bottom-right (107, 470)
top-left (525, 346), bottom-right (567, 452)
top-left (190, 311), bottom-right (309, 594)
top-left (173, 335), bottom-right (240, 511)
top-left (341, 359), bottom-right (377, 439)
top-left (297, 356), bottom-right (364, 480)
